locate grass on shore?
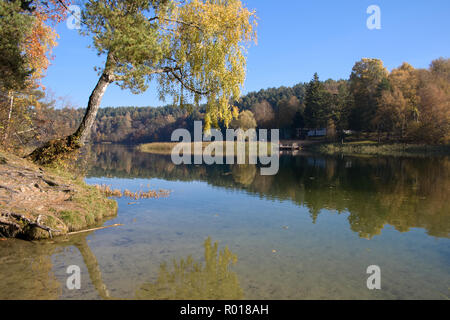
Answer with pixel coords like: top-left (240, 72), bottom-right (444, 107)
top-left (139, 141), bottom-right (274, 156)
top-left (93, 184), bottom-right (171, 200)
top-left (0, 150), bottom-right (118, 239)
top-left (312, 141), bottom-right (450, 156)
top-left (46, 165), bottom-right (119, 233)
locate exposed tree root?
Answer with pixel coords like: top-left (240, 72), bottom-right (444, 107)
top-left (0, 215), bottom-right (21, 238)
top-left (0, 150), bottom-right (118, 240)
top-left (0, 212), bottom-right (63, 239)
top-left (26, 135), bottom-right (82, 165)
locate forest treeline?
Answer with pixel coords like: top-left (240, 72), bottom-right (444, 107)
top-left (1, 57), bottom-right (449, 148)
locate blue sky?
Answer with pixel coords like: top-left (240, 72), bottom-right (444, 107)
top-left (43, 0), bottom-right (450, 108)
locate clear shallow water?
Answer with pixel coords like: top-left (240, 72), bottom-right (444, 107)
top-left (0, 144), bottom-right (449, 299)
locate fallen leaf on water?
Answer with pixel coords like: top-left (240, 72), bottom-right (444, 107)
top-left (128, 202), bottom-right (138, 205)
top-left (0, 238), bottom-right (7, 241)
top-left (272, 250), bottom-right (277, 253)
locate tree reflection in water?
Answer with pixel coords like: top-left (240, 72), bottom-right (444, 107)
top-left (0, 231), bottom-right (109, 300)
top-left (1, 234), bottom-right (243, 300)
top-left (135, 237), bottom-right (243, 300)
top-left (0, 240), bottom-right (61, 299)
top-left (86, 144), bottom-right (450, 239)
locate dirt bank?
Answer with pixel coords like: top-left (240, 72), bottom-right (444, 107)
top-left (0, 150), bottom-right (117, 240)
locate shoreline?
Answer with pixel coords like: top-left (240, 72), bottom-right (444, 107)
top-left (138, 140), bottom-right (450, 157)
top-left (0, 150), bottom-right (118, 240)
top-left (138, 141), bottom-right (274, 156)
top-left (307, 141), bottom-right (450, 157)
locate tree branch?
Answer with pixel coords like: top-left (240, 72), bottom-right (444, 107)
top-left (149, 16), bottom-right (203, 31)
top-left (170, 68), bottom-right (211, 96)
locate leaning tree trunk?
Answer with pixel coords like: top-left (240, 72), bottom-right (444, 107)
top-left (27, 53), bottom-right (115, 165)
top-left (3, 91), bottom-right (14, 143)
top-left (72, 70), bottom-right (114, 145)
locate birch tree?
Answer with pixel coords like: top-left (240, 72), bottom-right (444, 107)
top-left (29, 0), bottom-right (257, 164)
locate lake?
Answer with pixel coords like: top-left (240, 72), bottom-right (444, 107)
top-left (0, 144), bottom-right (449, 299)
